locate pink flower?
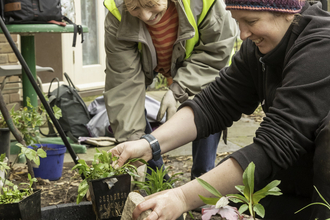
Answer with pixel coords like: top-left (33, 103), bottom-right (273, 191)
top-left (202, 205), bottom-right (242, 220)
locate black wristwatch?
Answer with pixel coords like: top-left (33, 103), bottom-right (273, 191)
top-left (140, 134), bottom-right (161, 161)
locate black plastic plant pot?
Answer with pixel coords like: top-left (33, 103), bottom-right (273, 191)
top-left (89, 174), bottom-right (131, 220)
top-left (0, 189), bottom-right (41, 220)
top-left (0, 127), bottom-right (10, 161)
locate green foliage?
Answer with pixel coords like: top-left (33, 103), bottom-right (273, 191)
top-left (0, 96), bottom-right (62, 147)
top-left (197, 162), bottom-right (282, 219)
top-left (228, 162), bottom-right (282, 218)
top-left (133, 165), bottom-right (183, 195)
top-left (0, 154), bottom-right (10, 174)
top-left (197, 178), bottom-right (223, 205)
top-left (295, 185), bottom-right (330, 219)
top-left (72, 148), bottom-right (147, 204)
top-left (0, 153), bottom-right (38, 204)
top-left (16, 143), bottom-right (47, 166)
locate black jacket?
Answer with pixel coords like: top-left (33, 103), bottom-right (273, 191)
top-left (181, 2), bottom-right (330, 186)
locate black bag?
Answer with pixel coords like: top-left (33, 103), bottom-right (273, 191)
top-left (3, 0), bottom-right (84, 47)
top-left (4, 0), bottom-right (62, 24)
top-left (42, 72), bottom-right (91, 142)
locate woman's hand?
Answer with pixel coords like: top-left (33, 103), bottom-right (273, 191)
top-left (133, 188), bottom-right (187, 220)
top-left (109, 139), bottom-right (153, 168)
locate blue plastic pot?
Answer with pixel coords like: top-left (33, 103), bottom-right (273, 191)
top-left (29, 144), bottom-right (66, 181)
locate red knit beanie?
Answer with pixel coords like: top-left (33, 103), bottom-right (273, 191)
top-left (225, 0), bottom-right (305, 13)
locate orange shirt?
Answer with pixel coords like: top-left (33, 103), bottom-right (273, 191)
top-left (147, 1), bottom-right (178, 85)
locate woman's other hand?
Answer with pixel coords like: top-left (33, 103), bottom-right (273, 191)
top-left (109, 139), bottom-right (153, 168)
top-left (133, 188), bottom-right (187, 220)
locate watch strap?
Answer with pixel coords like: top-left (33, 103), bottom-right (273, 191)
top-left (140, 134), bottom-right (161, 161)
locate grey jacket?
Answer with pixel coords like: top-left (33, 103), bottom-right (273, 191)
top-left (103, 0), bottom-right (238, 142)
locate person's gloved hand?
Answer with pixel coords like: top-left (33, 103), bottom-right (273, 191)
top-left (157, 90), bottom-right (178, 122)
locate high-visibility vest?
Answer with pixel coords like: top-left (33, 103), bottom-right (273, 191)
top-left (104, 0), bottom-right (215, 59)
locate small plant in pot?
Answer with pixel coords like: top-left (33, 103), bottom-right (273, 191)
top-left (0, 153), bottom-right (42, 220)
top-left (133, 164), bottom-right (183, 195)
top-left (132, 165), bottom-right (184, 220)
top-left (72, 148), bottom-right (146, 220)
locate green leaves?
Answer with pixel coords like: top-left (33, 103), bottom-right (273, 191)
top-left (133, 165), bottom-right (183, 195)
top-left (0, 159), bottom-right (37, 204)
top-left (76, 179), bottom-right (89, 204)
top-left (0, 153), bottom-right (10, 173)
top-left (229, 162), bottom-right (281, 219)
top-left (252, 180), bottom-right (282, 204)
top-left (197, 162), bottom-right (282, 219)
top-left (0, 96), bottom-right (62, 147)
top-left (242, 162), bottom-right (255, 204)
top-left (198, 195), bottom-right (219, 206)
top-left (196, 178), bottom-right (222, 198)
top-left (17, 144), bottom-right (47, 166)
top-left (0, 185), bottom-right (32, 204)
top-left (295, 185), bottom-right (330, 215)
top-left (0, 96), bottom-right (52, 205)
top-left (27, 173), bottom-right (37, 189)
top-left (72, 148), bottom-right (146, 204)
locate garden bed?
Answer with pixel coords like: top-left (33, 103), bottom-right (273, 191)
top-left (9, 153), bottom-right (232, 219)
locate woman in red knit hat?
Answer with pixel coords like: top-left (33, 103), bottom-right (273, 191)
top-left (110, 0), bottom-right (330, 219)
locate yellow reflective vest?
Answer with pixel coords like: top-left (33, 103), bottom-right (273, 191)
top-left (103, 0), bottom-right (215, 59)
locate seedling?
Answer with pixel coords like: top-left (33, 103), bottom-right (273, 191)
top-left (133, 165), bottom-right (183, 195)
top-left (0, 153), bottom-right (38, 204)
top-left (72, 148), bottom-right (146, 204)
top-left (0, 97), bottom-right (61, 148)
top-left (295, 185), bottom-right (330, 219)
top-left (197, 162), bottom-right (282, 220)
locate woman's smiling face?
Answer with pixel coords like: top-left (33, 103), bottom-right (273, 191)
top-left (125, 0), bottom-right (169, 25)
top-left (231, 10), bottom-right (294, 54)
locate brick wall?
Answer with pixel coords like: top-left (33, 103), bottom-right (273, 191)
top-left (0, 34), bottom-right (22, 111)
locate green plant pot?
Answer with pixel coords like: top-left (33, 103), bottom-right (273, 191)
top-left (0, 189), bottom-right (41, 220)
top-left (88, 174), bottom-right (131, 220)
